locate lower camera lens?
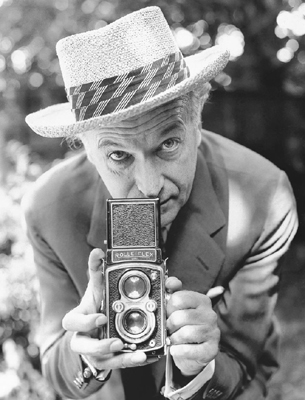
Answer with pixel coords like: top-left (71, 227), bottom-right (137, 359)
top-left (123, 275), bottom-right (146, 299)
top-left (123, 310), bottom-right (147, 335)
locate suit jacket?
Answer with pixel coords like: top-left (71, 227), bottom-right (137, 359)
top-left (23, 130), bottom-right (298, 400)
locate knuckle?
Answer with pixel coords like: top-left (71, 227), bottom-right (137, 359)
top-left (201, 294), bottom-right (212, 307)
top-left (70, 333), bottom-right (79, 352)
top-left (170, 327), bottom-right (188, 345)
top-left (129, 358), bottom-right (139, 367)
top-left (170, 290), bottom-right (193, 308)
top-left (95, 340), bottom-right (108, 354)
top-left (214, 326), bottom-right (221, 343)
top-left (62, 310), bottom-right (76, 331)
top-left (169, 329), bottom-right (181, 345)
top-left (205, 324), bottom-right (220, 345)
top-left (126, 356), bottom-right (139, 368)
top-left (204, 341), bottom-right (219, 361)
top-left (125, 353), bottom-right (136, 366)
top-left (169, 343), bottom-right (180, 357)
top-left (209, 309), bottom-right (218, 326)
top-left (185, 326), bottom-right (202, 344)
top-left (169, 291), bottom-right (183, 308)
top-left (173, 344), bottom-right (189, 359)
top-left (168, 310), bottom-right (184, 331)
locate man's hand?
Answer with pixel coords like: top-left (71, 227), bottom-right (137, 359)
top-left (62, 248), bottom-right (183, 372)
top-left (62, 248), bottom-right (151, 371)
top-left (166, 290), bottom-right (220, 377)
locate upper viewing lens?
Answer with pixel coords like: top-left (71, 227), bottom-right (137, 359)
top-left (123, 275), bottom-right (146, 299)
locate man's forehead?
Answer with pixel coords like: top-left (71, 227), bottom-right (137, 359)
top-left (117, 96), bottom-right (187, 125)
top-left (87, 97), bottom-right (188, 139)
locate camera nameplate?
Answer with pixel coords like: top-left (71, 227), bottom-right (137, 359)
top-left (111, 248), bottom-right (157, 263)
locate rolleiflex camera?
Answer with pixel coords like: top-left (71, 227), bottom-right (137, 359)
top-left (102, 198), bottom-right (167, 357)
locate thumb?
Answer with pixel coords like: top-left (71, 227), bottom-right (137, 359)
top-left (62, 309), bottom-right (107, 332)
top-left (87, 248), bottom-right (105, 292)
top-left (82, 248), bottom-right (105, 308)
top-left (88, 248), bottom-right (105, 275)
top-left (62, 248), bottom-right (106, 332)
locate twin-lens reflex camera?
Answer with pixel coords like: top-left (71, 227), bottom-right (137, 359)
top-left (102, 198), bottom-right (167, 357)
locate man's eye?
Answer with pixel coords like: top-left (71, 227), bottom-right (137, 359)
top-left (161, 138), bottom-right (180, 151)
top-left (109, 151), bottom-right (131, 162)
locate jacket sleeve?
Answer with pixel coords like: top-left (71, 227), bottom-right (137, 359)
top-left (201, 171), bottom-right (298, 400)
top-left (22, 196), bottom-right (106, 399)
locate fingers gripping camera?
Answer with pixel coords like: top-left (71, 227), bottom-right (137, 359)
top-left (103, 198), bottom-right (167, 357)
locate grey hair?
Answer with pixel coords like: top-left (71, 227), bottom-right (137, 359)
top-left (180, 82), bottom-right (211, 125)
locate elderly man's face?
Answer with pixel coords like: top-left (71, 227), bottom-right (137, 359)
top-left (82, 97), bottom-right (201, 227)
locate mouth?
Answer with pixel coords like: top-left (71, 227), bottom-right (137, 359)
top-left (160, 198), bottom-right (174, 215)
top-left (160, 198), bottom-right (170, 207)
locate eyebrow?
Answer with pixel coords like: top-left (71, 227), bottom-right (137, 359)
top-left (160, 121), bottom-right (185, 137)
top-left (98, 139), bottom-right (121, 148)
top-left (97, 121), bottom-right (185, 148)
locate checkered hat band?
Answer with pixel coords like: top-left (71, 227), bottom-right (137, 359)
top-left (67, 51), bottom-right (190, 121)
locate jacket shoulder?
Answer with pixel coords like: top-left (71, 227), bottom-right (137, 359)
top-left (201, 130), bottom-right (297, 259)
top-left (201, 130), bottom-right (281, 182)
top-left (22, 151), bottom-right (97, 222)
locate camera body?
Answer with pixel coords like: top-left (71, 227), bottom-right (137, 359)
top-left (103, 198), bottom-right (167, 357)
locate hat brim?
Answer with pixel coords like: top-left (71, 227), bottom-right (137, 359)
top-left (25, 46), bottom-right (229, 138)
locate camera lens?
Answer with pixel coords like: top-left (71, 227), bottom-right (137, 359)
top-left (123, 310), bottom-right (147, 335)
top-left (123, 276), bottom-right (146, 299)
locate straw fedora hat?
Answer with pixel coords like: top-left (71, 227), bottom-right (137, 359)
top-left (25, 6), bottom-right (230, 138)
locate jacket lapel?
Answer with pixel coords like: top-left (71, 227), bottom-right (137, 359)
top-left (165, 149), bottom-right (227, 294)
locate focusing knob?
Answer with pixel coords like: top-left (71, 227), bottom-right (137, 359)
top-left (112, 301), bottom-right (125, 313)
top-left (146, 300), bottom-right (157, 312)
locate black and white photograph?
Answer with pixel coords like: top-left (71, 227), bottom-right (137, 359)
top-left (0, 1), bottom-right (304, 399)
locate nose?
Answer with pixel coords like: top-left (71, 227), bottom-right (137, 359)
top-left (135, 159), bottom-right (164, 198)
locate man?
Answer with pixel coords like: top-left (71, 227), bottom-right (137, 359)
top-left (23, 6), bottom-right (298, 400)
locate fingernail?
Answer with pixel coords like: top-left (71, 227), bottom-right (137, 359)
top-left (110, 340), bottom-right (123, 352)
top-left (206, 286), bottom-right (225, 299)
top-left (95, 315), bottom-right (107, 326)
top-left (146, 357), bottom-right (159, 364)
top-left (131, 352), bottom-right (146, 364)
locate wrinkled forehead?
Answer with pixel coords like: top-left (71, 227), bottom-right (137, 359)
top-left (81, 95), bottom-right (193, 142)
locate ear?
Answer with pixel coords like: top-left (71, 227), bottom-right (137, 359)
top-left (196, 126), bottom-right (202, 147)
top-left (86, 150), bottom-right (94, 164)
top-left (80, 133), bottom-right (94, 164)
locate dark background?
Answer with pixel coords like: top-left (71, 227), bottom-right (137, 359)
top-left (0, 1), bottom-right (304, 399)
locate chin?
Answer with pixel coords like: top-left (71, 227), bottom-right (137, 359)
top-left (160, 206), bottom-right (179, 228)
top-left (160, 195), bottom-right (187, 227)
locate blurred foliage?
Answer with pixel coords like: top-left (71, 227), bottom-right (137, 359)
top-left (0, 0), bottom-right (304, 164)
top-left (0, 0), bottom-right (304, 161)
top-left (0, 1), bottom-right (305, 399)
top-left (0, 0), bottom-right (305, 143)
top-left (0, 141), bottom-right (58, 399)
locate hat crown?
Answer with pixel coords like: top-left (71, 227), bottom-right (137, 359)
top-left (26, 7), bottom-right (230, 138)
top-left (56, 7), bottom-right (179, 88)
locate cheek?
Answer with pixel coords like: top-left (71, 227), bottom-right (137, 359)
top-left (84, 143), bottom-right (135, 198)
top-left (101, 171), bottom-right (131, 197)
top-left (177, 164), bottom-right (196, 201)
top-left (94, 162), bottom-right (134, 198)
top-left (171, 148), bottom-right (197, 192)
